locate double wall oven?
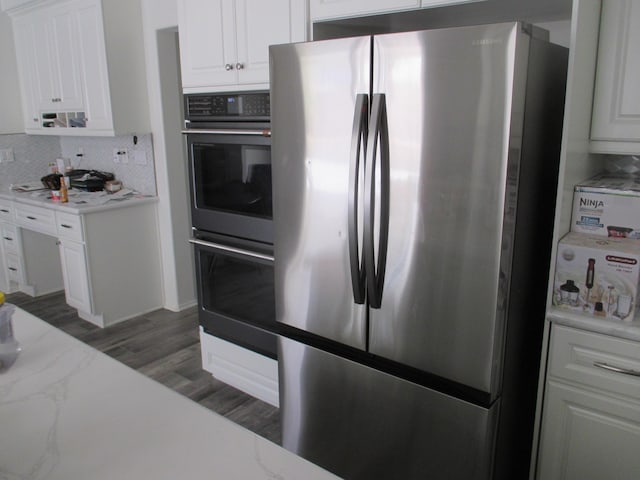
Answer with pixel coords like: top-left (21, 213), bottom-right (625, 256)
top-left (183, 91), bottom-right (277, 359)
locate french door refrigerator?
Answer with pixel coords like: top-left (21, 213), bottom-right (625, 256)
top-left (269, 22), bottom-right (567, 480)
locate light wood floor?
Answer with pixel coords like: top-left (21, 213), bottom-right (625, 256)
top-left (6, 290), bottom-right (281, 445)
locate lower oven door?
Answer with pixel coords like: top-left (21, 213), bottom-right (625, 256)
top-left (191, 235), bottom-right (277, 359)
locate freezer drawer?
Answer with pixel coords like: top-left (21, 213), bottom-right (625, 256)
top-left (279, 337), bottom-right (498, 480)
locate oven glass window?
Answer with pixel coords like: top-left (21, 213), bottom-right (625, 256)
top-left (192, 143), bottom-right (272, 219)
top-left (199, 249), bottom-right (275, 329)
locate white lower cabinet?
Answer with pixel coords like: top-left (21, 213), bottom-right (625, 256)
top-left (537, 325), bottom-right (640, 479)
top-left (0, 197), bottom-right (162, 327)
top-left (58, 239), bottom-right (92, 313)
top-left (200, 329), bottom-right (279, 407)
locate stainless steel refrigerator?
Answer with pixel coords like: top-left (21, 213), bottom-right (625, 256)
top-left (269, 22), bottom-right (567, 480)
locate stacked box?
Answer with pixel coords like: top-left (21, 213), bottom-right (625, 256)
top-left (571, 173), bottom-right (640, 238)
top-left (553, 232), bottom-right (640, 322)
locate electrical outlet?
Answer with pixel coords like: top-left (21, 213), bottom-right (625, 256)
top-left (113, 148), bottom-right (128, 164)
top-left (0, 148), bottom-right (15, 163)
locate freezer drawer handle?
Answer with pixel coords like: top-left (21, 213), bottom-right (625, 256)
top-left (364, 93), bottom-right (390, 309)
top-left (593, 361), bottom-right (640, 377)
top-left (348, 93), bottom-right (368, 304)
top-left (189, 238), bottom-right (274, 263)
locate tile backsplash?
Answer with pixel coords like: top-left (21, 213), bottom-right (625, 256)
top-left (60, 134), bottom-right (156, 195)
top-left (0, 134), bottom-right (61, 186)
top-left (0, 133), bottom-right (157, 195)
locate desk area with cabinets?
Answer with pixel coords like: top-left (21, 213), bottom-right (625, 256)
top-left (0, 189), bottom-right (162, 327)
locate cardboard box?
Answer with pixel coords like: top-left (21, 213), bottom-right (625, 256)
top-left (571, 173), bottom-right (640, 238)
top-left (553, 232), bottom-right (640, 321)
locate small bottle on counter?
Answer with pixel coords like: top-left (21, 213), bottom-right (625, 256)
top-left (59, 176), bottom-right (68, 203)
top-left (0, 291), bottom-right (21, 373)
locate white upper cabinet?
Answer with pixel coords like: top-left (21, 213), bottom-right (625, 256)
top-left (309, 0), bottom-right (482, 21)
top-left (590, 0), bottom-right (640, 154)
top-left (310, 0), bottom-right (419, 21)
top-left (178, 0), bottom-right (307, 92)
top-left (6, 0), bottom-right (149, 136)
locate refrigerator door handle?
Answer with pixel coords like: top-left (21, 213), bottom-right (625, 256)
top-left (364, 93), bottom-right (390, 309)
top-left (348, 93), bottom-right (368, 304)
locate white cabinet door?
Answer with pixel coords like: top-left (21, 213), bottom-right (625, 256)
top-left (591, 0), bottom-right (640, 154)
top-left (310, 0), bottom-right (419, 20)
top-left (178, 0), bottom-right (237, 89)
top-left (74, 0), bottom-right (113, 132)
top-left (13, 15), bottom-right (45, 130)
top-left (58, 239), bottom-right (92, 314)
top-left (537, 381), bottom-right (640, 480)
top-left (43, 4), bottom-right (85, 112)
top-left (15, 6), bottom-right (85, 115)
top-left (235, 0), bottom-right (301, 86)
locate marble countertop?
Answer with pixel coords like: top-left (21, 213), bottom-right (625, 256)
top-left (0, 186), bottom-right (157, 215)
top-left (0, 308), bottom-right (340, 480)
top-left (548, 307), bottom-right (640, 342)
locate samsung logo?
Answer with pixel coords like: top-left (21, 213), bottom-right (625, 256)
top-left (472, 38), bottom-right (503, 46)
top-left (580, 198), bottom-right (605, 209)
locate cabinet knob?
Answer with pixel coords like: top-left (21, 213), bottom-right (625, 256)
top-left (235, 62), bottom-right (244, 70)
top-left (225, 63), bottom-right (234, 71)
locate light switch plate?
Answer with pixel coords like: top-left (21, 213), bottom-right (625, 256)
top-left (134, 151), bottom-right (147, 165)
top-left (0, 148), bottom-right (15, 163)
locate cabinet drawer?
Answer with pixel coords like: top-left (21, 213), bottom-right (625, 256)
top-left (14, 203), bottom-right (56, 236)
top-left (1, 224), bottom-right (21, 255)
top-left (56, 211), bottom-right (83, 242)
top-left (5, 253), bottom-right (23, 284)
top-left (0, 199), bottom-right (13, 222)
top-left (550, 325), bottom-right (640, 400)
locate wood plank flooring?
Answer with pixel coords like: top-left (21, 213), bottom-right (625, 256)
top-left (6, 291), bottom-right (281, 445)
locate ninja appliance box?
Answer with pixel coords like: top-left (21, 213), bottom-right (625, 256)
top-left (553, 232), bottom-right (640, 321)
top-left (571, 173), bottom-right (640, 239)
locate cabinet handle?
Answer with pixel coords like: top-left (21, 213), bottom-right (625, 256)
top-left (225, 63), bottom-right (234, 71)
top-left (0, 209), bottom-right (9, 213)
top-left (593, 361), bottom-right (640, 377)
top-left (26, 216), bottom-right (37, 220)
top-left (3, 236), bottom-right (12, 241)
top-left (235, 62), bottom-right (244, 70)
top-left (8, 267), bottom-right (17, 272)
top-left (60, 224), bottom-right (73, 229)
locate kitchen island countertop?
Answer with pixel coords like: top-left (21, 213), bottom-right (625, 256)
top-left (0, 307), bottom-right (340, 480)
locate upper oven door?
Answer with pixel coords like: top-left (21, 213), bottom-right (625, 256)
top-left (185, 127), bottom-right (273, 244)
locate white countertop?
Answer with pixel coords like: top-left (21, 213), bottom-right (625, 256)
top-left (0, 186), bottom-right (157, 214)
top-left (548, 307), bottom-right (640, 342)
top-left (0, 307), bottom-right (340, 480)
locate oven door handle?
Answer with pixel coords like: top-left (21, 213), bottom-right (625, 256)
top-left (181, 128), bottom-right (271, 137)
top-left (189, 238), bottom-right (274, 263)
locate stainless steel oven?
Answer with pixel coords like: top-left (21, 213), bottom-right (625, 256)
top-left (184, 91), bottom-right (277, 358)
top-left (190, 232), bottom-right (276, 358)
top-left (183, 91), bottom-right (272, 244)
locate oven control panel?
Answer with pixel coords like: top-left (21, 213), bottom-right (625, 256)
top-left (185, 91), bottom-right (270, 121)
